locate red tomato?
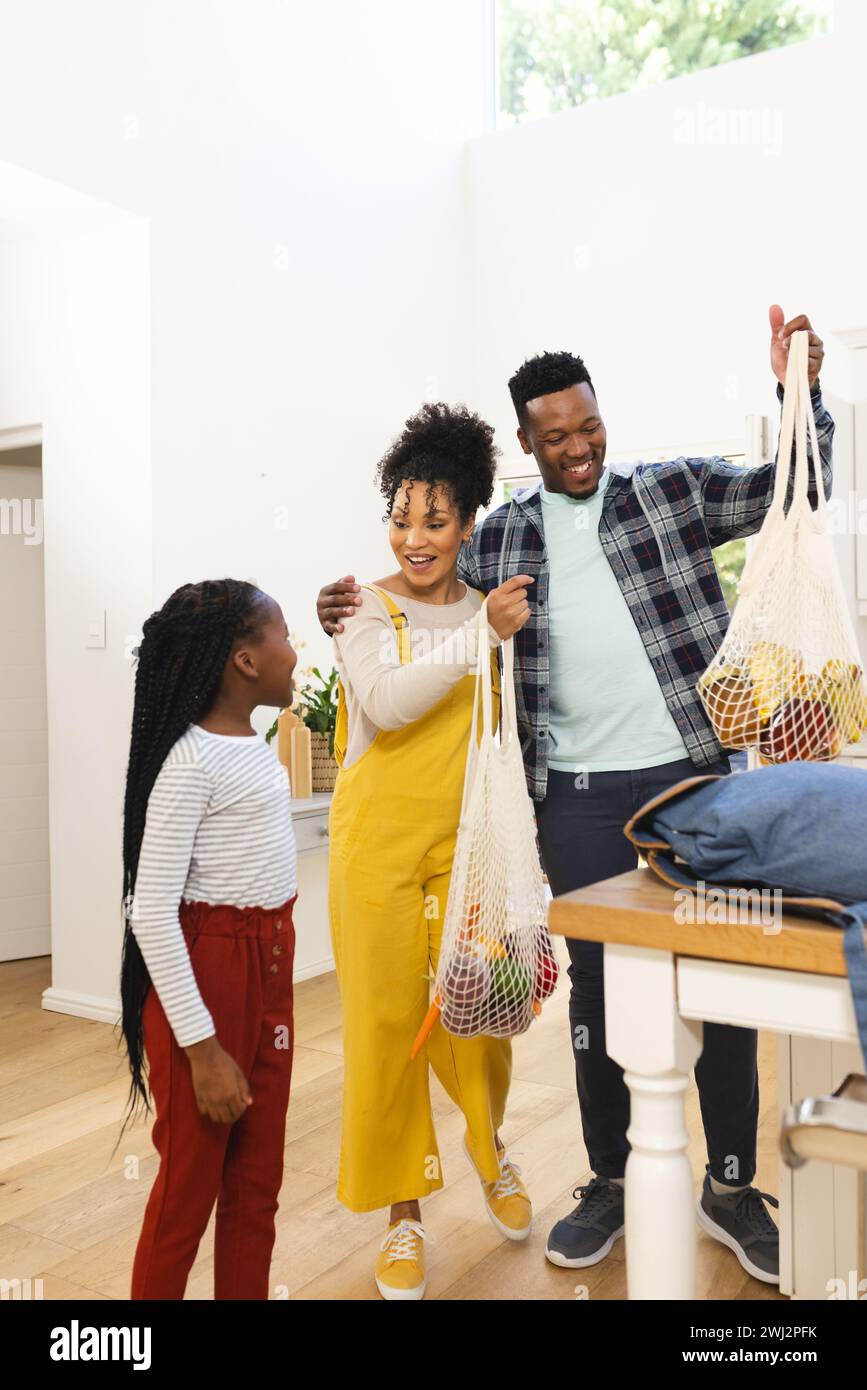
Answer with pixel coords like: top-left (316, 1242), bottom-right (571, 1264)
top-left (534, 944), bottom-right (559, 1001)
top-left (758, 697), bottom-right (840, 762)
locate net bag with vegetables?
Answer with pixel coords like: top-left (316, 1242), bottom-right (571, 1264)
top-left (412, 602), bottom-right (558, 1056)
top-left (698, 329), bottom-right (867, 763)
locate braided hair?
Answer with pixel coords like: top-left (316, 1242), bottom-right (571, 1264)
top-left (115, 578), bottom-right (270, 1144)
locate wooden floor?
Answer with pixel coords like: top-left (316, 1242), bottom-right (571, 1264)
top-left (0, 940), bottom-right (784, 1301)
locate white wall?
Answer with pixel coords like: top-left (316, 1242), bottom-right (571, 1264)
top-left (465, 0), bottom-right (866, 464)
top-left (0, 0), bottom-right (490, 674)
top-left (464, 0), bottom-right (867, 670)
top-left (0, 1), bottom-right (489, 1020)
top-left (0, 168), bottom-right (151, 1017)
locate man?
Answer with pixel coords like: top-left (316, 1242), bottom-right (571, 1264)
top-left (316, 306), bottom-right (833, 1286)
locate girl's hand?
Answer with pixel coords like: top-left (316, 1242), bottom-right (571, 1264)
top-left (184, 1035), bottom-right (253, 1123)
top-left (486, 575), bottom-right (534, 639)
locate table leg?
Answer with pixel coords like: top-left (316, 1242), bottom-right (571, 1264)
top-left (604, 943), bottom-right (703, 1299)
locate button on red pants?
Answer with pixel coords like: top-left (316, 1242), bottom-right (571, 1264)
top-left (131, 894), bottom-right (297, 1300)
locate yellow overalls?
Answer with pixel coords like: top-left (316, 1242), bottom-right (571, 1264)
top-left (328, 583), bottom-right (512, 1212)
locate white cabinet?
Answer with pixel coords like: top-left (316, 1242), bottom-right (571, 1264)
top-left (290, 792), bottom-right (334, 982)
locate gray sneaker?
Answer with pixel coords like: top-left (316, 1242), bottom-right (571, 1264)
top-left (545, 1176), bottom-right (625, 1268)
top-left (696, 1172), bottom-right (780, 1284)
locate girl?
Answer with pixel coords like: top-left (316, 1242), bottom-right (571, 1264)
top-left (118, 578), bottom-right (299, 1300)
top-left (328, 402), bottom-right (533, 1299)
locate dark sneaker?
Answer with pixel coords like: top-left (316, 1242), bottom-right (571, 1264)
top-left (545, 1176), bottom-right (625, 1268)
top-left (696, 1172), bottom-right (780, 1284)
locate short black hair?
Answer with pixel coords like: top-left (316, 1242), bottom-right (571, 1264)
top-left (375, 401), bottom-right (498, 525)
top-left (508, 351), bottom-right (596, 426)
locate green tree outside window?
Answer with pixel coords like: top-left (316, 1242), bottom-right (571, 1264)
top-left (498, 0), bottom-right (830, 126)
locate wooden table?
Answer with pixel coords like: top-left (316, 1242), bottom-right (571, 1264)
top-left (548, 866), bottom-right (861, 1300)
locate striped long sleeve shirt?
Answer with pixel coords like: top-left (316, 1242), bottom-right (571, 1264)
top-left (129, 724), bottom-right (298, 1047)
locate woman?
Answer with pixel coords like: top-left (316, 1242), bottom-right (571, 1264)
top-left (328, 401), bottom-right (533, 1299)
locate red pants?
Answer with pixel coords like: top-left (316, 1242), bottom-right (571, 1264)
top-left (131, 894), bottom-right (297, 1300)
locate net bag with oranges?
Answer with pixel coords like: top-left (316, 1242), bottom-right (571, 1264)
top-left (698, 330), bottom-right (867, 763)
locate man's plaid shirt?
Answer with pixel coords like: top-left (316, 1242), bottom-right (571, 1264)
top-left (456, 381), bottom-right (835, 803)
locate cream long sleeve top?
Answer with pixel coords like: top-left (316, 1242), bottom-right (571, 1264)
top-left (332, 580), bottom-right (501, 768)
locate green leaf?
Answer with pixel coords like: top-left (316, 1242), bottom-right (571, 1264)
top-left (292, 666), bottom-right (341, 740)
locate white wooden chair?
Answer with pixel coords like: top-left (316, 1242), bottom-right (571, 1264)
top-left (781, 1074), bottom-right (867, 1172)
top-left (782, 1073), bottom-right (867, 1283)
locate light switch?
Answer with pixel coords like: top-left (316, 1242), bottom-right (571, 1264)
top-left (86, 611), bottom-right (106, 649)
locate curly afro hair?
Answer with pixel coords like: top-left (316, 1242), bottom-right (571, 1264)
top-left (508, 350), bottom-right (596, 426)
top-left (375, 401), bottom-right (499, 526)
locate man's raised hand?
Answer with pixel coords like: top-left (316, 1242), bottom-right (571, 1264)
top-left (769, 304), bottom-right (824, 387)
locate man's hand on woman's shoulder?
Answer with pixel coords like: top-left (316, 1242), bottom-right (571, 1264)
top-left (316, 576), bottom-right (362, 635)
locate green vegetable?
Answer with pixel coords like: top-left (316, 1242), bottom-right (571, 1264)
top-left (490, 957), bottom-right (531, 1005)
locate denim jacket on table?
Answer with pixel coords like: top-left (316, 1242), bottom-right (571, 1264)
top-left (456, 381), bottom-right (835, 803)
top-left (624, 762), bottom-right (867, 1071)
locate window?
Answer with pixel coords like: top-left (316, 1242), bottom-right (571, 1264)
top-left (712, 536), bottom-right (746, 610)
top-left (496, 0), bottom-right (831, 128)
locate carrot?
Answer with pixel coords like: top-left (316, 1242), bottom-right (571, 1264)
top-left (411, 993), bottom-right (442, 1059)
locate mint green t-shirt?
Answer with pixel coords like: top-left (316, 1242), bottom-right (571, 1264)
top-left (540, 468), bottom-right (690, 773)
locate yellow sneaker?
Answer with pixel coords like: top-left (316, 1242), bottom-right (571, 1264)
top-left (463, 1134), bottom-right (533, 1241)
top-left (374, 1219), bottom-right (430, 1300)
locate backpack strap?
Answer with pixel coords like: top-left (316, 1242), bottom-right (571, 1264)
top-left (332, 584), bottom-right (412, 768)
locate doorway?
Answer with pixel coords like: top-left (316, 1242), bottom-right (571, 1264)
top-left (0, 435), bottom-right (49, 962)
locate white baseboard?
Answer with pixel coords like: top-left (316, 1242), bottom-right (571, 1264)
top-left (41, 986), bottom-right (121, 1025)
top-left (293, 954), bottom-right (335, 982)
top-left (40, 958), bottom-right (337, 1026)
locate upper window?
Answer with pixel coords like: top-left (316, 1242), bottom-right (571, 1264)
top-left (496, 0), bottom-right (832, 127)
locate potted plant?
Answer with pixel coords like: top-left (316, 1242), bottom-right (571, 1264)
top-left (266, 662), bottom-right (340, 792)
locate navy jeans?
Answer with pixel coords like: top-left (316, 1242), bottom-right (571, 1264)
top-left (534, 755), bottom-right (759, 1187)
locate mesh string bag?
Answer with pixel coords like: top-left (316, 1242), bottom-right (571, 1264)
top-left (698, 329), bottom-right (867, 763)
top-left (431, 601), bottom-right (558, 1043)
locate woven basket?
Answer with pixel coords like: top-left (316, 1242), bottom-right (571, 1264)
top-left (310, 730), bottom-right (338, 791)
